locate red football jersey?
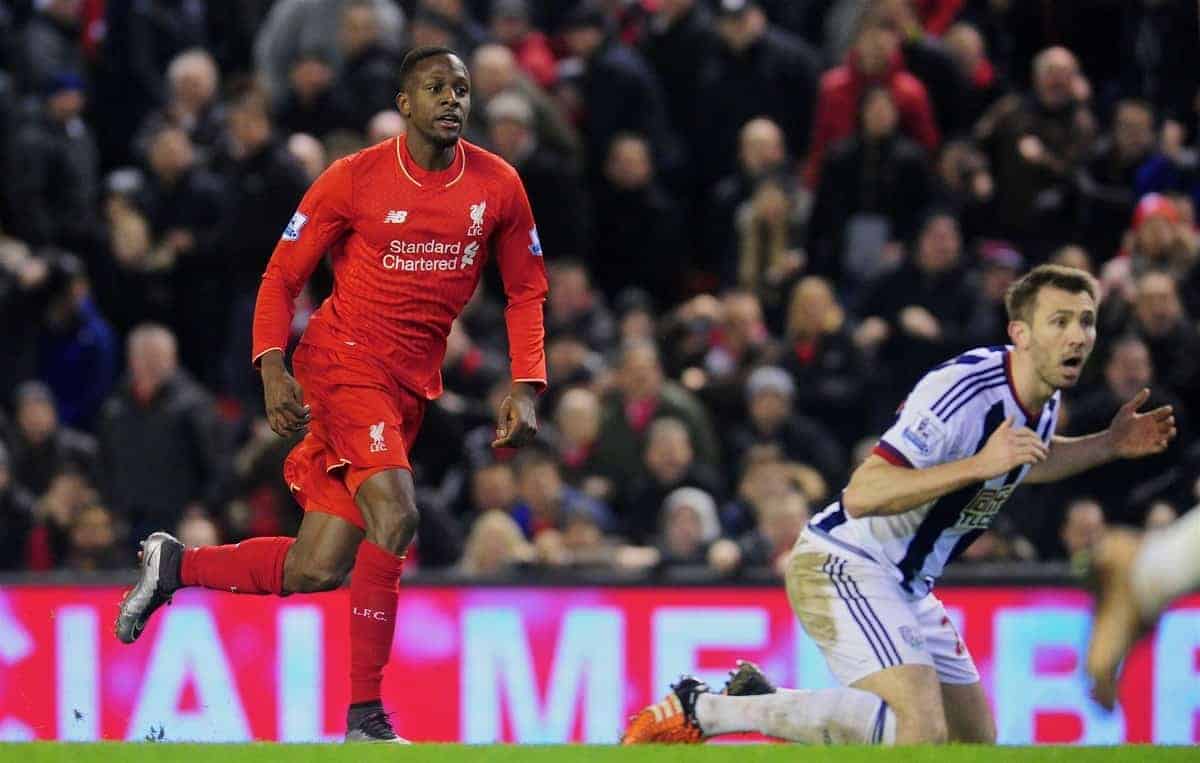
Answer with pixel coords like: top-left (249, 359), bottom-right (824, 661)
top-left (252, 135), bottom-right (548, 399)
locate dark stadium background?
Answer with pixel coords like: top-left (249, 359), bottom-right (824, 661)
top-left (0, 0), bottom-right (1198, 745)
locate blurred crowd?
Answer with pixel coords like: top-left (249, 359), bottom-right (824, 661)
top-left (1, 0), bottom-right (1199, 580)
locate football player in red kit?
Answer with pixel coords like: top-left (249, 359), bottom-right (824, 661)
top-left (116, 47), bottom-right (548, 742)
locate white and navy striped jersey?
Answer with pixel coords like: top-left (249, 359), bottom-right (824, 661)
top-left (804, 346), bottom-right (1060, 600)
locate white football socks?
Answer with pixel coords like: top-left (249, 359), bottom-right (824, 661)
top-left (694, 688), bottom-right (896, 744)
top-left (1131, 507), bottom-right (1200, 620)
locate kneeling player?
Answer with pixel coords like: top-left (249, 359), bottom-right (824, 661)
top-left (624, 265), bottom-right (1175, 745)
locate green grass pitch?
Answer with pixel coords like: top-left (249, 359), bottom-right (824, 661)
top-left (7, 744), bottom-right (1193, 763)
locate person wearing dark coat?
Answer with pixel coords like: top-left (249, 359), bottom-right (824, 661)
top-left (9, 381), bottom-right (99, 496)
top-left (694, 0), bottom-right (818, 187)
top-left (5, 75), bottom-right (99, 252)
top-left (808, 86), bottom-right (933, 283)
top-left (559, 4), bottom-right (679, 185)
top-left (591, 133), bottom-right (687, 304)
top-left (13, 0), bottom-right (86, 95)
top-left (96, 324), bottom-right (227, 539)
top-left (330, 0), bottom-right (401, 131)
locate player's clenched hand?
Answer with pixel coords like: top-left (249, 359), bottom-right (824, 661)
top-left (973, 416), bottom-right (1048, 479)
top-left (492, 382), bottom-right (538, 449)
top-left (260, 351), bottom-right (310, 437)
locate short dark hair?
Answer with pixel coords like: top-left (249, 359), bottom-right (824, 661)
top-left (1005, 264), bottom-right (1099, 323)
top-left (398, 46), bottom-right (459, 92)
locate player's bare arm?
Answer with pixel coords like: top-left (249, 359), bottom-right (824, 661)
top-left (1025, 388), bottom-right (1176, 483)
top-left (844, 417), bottom-right (1047, 517)
top-left (259, 348), bottom-right (311, 436)
top-left (492, 381), bottom-right (539, 448)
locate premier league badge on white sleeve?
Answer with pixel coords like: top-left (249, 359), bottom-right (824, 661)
top-left (282, 211), bottom-right (309, 241)
top-left (528, 226), bottom-right (543, 256)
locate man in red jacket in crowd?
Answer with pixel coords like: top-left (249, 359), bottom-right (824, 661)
top-left (805, 13), bottom-right (940, 187)
top-left (116, 46), bottom-right (549, 743)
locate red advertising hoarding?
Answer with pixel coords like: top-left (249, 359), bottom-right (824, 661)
top-left (0, 585), bottom-right (1196, 743)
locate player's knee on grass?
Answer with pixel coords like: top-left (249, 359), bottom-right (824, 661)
top-left (356, 469), bottom-right (420, 554)
top-left (894, 706), bottom-right (948, 745)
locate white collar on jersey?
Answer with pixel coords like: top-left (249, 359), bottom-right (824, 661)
top-left (394, 136), bottom-right (467, 189)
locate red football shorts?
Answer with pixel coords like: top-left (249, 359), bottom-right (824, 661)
top-left (282, 343), bottom-right (426, 530)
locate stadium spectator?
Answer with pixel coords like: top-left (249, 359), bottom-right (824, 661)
top-left (1101, 194), bottom-right (1200, 314)
top-left (34, 253), bottom-right (119, 429)
top-left (1144, 500), bottom-right (1178, 531)
top-left (510, 449), bottom-right (614, 540)
top-left (13, 0), bottom-right (86, 96)
top-left (727, 366), bottom-right (846, 489)
top-left (138, 126), bottom-right (229, 385)
top-left (366, 110), bottom-right (406, 143)
top-left (134, 49), bottom-right (226, 166)
top-left (732, 176), bottom-right (806, 312)
top-left (96, 324), bottom-right (227, 539)
top-left (176, 509), bottom-right (222, 548)
top-left (6, 73), bottom-right (99, 251)
top-left (1077, 99), bottom-right (1158, 259)
top-left (705, 118), bottom-right (791, 285)
top-left (457, 509), bottom-right (534, 576)
top-left (216, 89), bottom-right (309, 407)
top-left (595, 340), bottom-right (720, 489)
top-left (545, 260), bottom-right (615, 351)
top-left (779, 276), bottom-right (868, 447)
top-left (332, 0), bottom-right (402, 132)
top-left (553, 387), bottom-right (614, 500)
top-left (253, 0), bottom-right (405, 108)
top-left (0, 237), bottom-right (46, 394)
top-left (931, 137), bottom-right (997, 242)
top-left (275, 51), bottom-right (344, 139)
top-left (486, 92), bottom-right (591, 260)
top-left (94, 0), bottom-right (210, 165)
top-left (1064, 335), bottom-right (1186, 526)
top-left (638, 0), bottom-right (717, 171)
top-left (1060, 497), bottom-right (1107, 558)
top-left (489, 0), bottom-right (558, 90)
top-left (621, 417), bottom-right (724, 543)
top-left (855, 211), bottom-right (975, 405)
top-left (26, 468), bottom-right (99, 570)
top-left (592, 133), bottom-right (687, 302)
top-left (963, 240), bottom-right (1023, 348)
top-left (975, 46), bottom-right (1097, 254)
top-left (866, 0), bottom-right (965, 137)
top-left (287, 133), bottom-right (329, 182)
top-left (0, 442), bottom-right (36, 571)
top-left (63, 502), bottom-right (124, 572)
top-left (943, 21), bottom-right (1003, 130)
top-left (655, 485), bottom-right (721, 567)
top-left (709, 488), bottom-right (808, 576)
top-left (468, 43), bottom-right (582, 167)
top-left (467, 460), bottom-right (519, 517)
top-left (808, 85), bottom-right (934, 285)
top-left (557, 2), bottom-right (678, 183)
top-left (805, 12), bottom-right (939, 187)
top-left (1128, 272), bottom-right (1200, 419)
top-left (9, 381), bottom-right (98, 496)
top-left (696, 0), bottom-right (818, 186)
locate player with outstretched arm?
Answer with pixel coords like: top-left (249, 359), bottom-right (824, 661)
top-left (115, 47), bottom-right (548, 743)
top-left (624, 265), bottom-right (1175, 745)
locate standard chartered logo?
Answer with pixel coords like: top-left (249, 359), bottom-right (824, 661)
top-left (383, 240), bottom-right (480, 272)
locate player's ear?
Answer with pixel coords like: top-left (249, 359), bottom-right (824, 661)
top-left (396, 90), bottom-right (409, 118)
top-left (1008, 319), bottom-right (1029, 348)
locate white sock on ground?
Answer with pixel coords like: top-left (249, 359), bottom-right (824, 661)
top-left (1131, 507), bottom-right (1200, 619)
top-left (695, 688), bottom-right (896, 744)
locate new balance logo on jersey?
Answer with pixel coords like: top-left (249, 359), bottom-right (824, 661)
top-left (467, 201), bottom-right (485, 236)
top-left (384, 210), bottom-right (408, 224)
top-left (369, 422), bottom-right (387, 453)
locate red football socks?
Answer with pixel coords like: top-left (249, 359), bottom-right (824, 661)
top-left (179, 537), bottom-right (294, 595)
top-left (349, 540), bottom-right (405, 705)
